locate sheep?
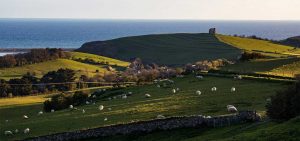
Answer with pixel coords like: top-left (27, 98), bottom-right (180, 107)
top-left (196, 75), bottom-right (204, 79)
top-left (69, 105), bottom-right (74, 109)
top-left (92, 95), bottom-right (96, 98)
top-left (156, 115), bottom-right (166, 119)
top-left (211, 87), bottom-right (217, 92)
top-left (145, 94), bottom-right (151, 98)
top-left (99, 105), bottom-right (104, 111)
top-left (108, 108), bottom-right (112, 111)
top-left (172, 89), bottom-right (176, 94)
top-left (82, 109), bottom-right (86, 114)
top-left (104, 117), bottom-right (108, 121)
top-left (157, 84), bottom-right (161, 88)
top-left (85, 101), bottom-right (90, 105)
top-left (14, 129), bottom-right (19, 134)
top-left (23, 115), bottom-right (29, 119)
top-left (234, 75), bottom-right (242, 80)
top-left (231, 87), bottom-right (236, 92)
top-left (176, 88), bottom-right (180, 91)
top-left (196, 90), bottom-right (202, 95)
top-left (24, 128), bottom-right (30, 134)
top-left (227, 105), bottom-right (238, 113)
top-left (38, 111), bottom-right (43, 115)
top-left (128, 92), bottom-right (133, 95)
top-left (4, 130), bottom-right (13, 136)
top-left (122, 94), bottom-right (127, 99)
top-left (266, 98), bottom-right (272, 102)
top-left (103, 89), bottom-right (106, 92)
top-left (206, 116), bottom-right (212, 119)
top-left (51, 109), bottom-right (55, 113)
top-left (5, 119), bottom-right (9, 123)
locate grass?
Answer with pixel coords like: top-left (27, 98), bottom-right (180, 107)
top-left (77, 33), bottom-right (242, 66)
top-left (216, 34), bottom-right (300, 57)
top-left (0, 75), bottom-right (288, 140)
top-left (221, 57), bottom-right (300, 77)
top-left (92, 116), bottom-right (300, 141)
top-left (0, 59), bottom-right (106, 80)
top-left (70, 52), bottom-right (129, 67)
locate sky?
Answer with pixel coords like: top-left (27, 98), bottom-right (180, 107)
top-left (0, 0), bottom-right (300, 20)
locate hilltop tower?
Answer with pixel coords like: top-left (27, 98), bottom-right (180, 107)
top-left (209, 28), bottom-right (216, 34)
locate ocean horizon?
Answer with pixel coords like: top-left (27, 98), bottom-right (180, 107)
top-left (1, 19), bottom-right (300, 49)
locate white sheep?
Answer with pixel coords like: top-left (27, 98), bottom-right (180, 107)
top-left (157, 84), bottom-right (161, 88)
top-left (156, 115), bottom-right (166, 119)
top-left (38, 111), bottom-right (43, 115)
top-left (234, 75), bottom-right (242, 80)
top-left (4, 130), bottom-right (13, 136)
top-left (196, 90), bottom-right (202, 95)
top-left (145, 94), bottom-right (151, 98)
top-left (227, 105), bottom-right (238, 113)
top-left (82, 109), bottom-right (85, 114)
top-left (99, 105), bottom-right (104, 111)
top-left (206, 116), bottom-right (212, 118)
top-left (176, 88), bottom-right (180, 91)
top-left (211, 87), bottom-right (217, 92)
top-left (85, 101), bottom-right (90, 105)
top-left (5, 119), bottom-right (9, 123)
top-left (69, 105), bottom-right (74, 109)
top-left (23, 115), bottom-right (29, 119)
top-left (128, 92), bottom-right (133, 95)
top-left (51, 109), bottom-right (55, 113)
top-left (14, 129), bottom-right (19, 134)
top-left (24, 128), bottom-right (30, 134)
top-left (92, 95), bottom-right (96, 98)
top-left (103, 89), bottom-right (106, 92)
top-left (172, 89), bottom-right (176, 94)
top-left (104, 117), bottom-right (108, 121)
top-left (122, 94), bottom-right (127, 99)
top-left (231, 87), bottom-right (236, 92)
top-left (196, 76), bottom-right (204, 79)
top-left (108, 108), bottom-right (112, 111)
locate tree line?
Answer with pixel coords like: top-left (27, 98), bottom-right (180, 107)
top-left (0, 48), bottom-right (71, 68)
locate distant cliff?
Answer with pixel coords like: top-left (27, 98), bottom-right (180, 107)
top-left (280, 36), bottom-right (300, 48)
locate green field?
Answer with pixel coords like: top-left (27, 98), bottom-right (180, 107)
top-left (77, 33), bottom-right (242, 65)
top-left (0, 52), bottom-right (129, 80)
top-left (0, 76), bottom-right (288, 140)
top-left (94, 116), bottom-right (300, 141)
top-left (221, 58), bottom-right (300, 77)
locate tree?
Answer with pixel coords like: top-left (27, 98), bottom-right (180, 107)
top-left (41, 68), bottom-right (76, 91)
top-left (9, 78), bottom-right (32, 96)
top-left (0, 79), bottom-right (10, 97)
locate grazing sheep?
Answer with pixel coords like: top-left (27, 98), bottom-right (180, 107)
top-left (196, 90), bottom-right (202, 95)
top-left (51, 109), bottom-right (55, 113)
top-left (92, 95), bottom-right (96, 98)
top-left (234, 75), bottom-right (243, 80)
top-left (5, 119), bottom-right (9, 122)
top-left (99, 105), bottom-right (104, 111)
top-left (231, 87), bottom-right (236, 92)
top-left (24, 128), bottom-right (30, 134)
top-left (196, 75), bottom-right (204, 79)
top-left (4, 130), bottom-right (13, 136)
top-left (227, 105), bottom-right (238, 113)
top-left (176, 88), bottom-right (180, 91)
top-left (23, 115), bottom-right (29, 119)
top-left (14, 129), bottom-right (19, 134)
top-left (122, 94), bottom-right (127, 99)
top-left (211, 87), bottom-right (217, 92)
top-left (38, 111), bottom-right (43, 115)
top-left (82, 109), bottom-right (85, 114)
top-left (69, 105), bottom-right (74, 109)
top-left (128, 92), bottom-right (133, 95)
top-left (206, 116), bottom-right (212, 118)
top-left (145, 94), bottom-right (151, 98)
top-left (157, 84), bottom-right (161, 88)
top-left (157, 115), bottom-right (166, 119)
top-left (108, 108), bottom-right (112, 111)
top-left (85, 101), bottom-right (90, 105)
top-left (103, 89), bottom-right (106, 92)
top-left (104, 118), bottom-right (108, 121)
top-left (172, 89), bottom-right (176, 94)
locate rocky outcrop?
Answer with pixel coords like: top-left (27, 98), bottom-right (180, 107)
top-left (25, 111), bottom-right (261, 141)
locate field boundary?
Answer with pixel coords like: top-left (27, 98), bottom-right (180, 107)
top-left (25, 111), bottom-right (261, 141)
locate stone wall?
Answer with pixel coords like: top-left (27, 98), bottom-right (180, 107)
top-left (25, 111), bottom-right (261, 141)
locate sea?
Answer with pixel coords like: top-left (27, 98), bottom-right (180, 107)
top-left (1, 19), bottom-right (300, 50)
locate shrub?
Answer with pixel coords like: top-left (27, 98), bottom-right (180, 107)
top-left (73, 91), bottom-right (89, 106)
top-left (239, 52), bottom-right (266, 61)
top-left (266, 82), bottom-right (300, 120)
top-left (43, 93), bottom-right (73, 112)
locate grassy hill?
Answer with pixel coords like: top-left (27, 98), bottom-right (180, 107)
top-left (77, 33), bottom-right (242, 66)
top-left (221, 58), bottom-right (300, 77)
top-left (0, 52), bottom-right (129, 80)
top-left (0, 75), bottom-right (288, 140)
top-left (216, 34), bottom-right (300, 57)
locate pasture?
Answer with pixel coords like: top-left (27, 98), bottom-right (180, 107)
top-left (0, 75), bottom-right (288, 140)
top-left (216, 34), bottom-right (300, 56)
top-left (77, 33), bottom-right (242, 65)
top-left (221, 57), bottom-right (300, 77)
